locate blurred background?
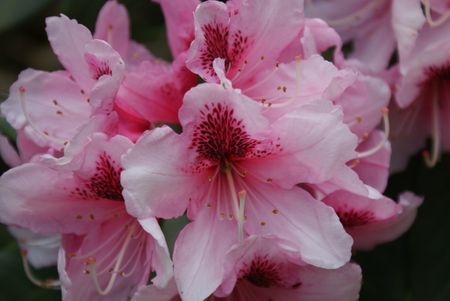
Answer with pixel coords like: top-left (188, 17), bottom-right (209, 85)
top-left (0, 1), bottom-right (449, 300)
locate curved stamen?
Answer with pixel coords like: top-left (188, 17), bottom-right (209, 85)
top-left (86, 223), bottom-right (136, 296)
top-left (357, 107), bottom-right (390, 159)
top-left (21, 249), bottom-right (61, 290)
top-left (423, 87), bottom-right (441, 167)
top-left (224, 166), bottom-right (246, 240)
top-left (19, 87), bottom-right (68, 146)
top-left (324, 0), bottom-right (385, 29)
top-left (423, 0), bottom-right (450, 27)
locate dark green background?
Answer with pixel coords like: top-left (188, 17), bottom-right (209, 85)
top-left (0, 1), bottom-right (449, 300)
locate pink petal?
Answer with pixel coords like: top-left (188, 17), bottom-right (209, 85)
top-left (115, 53), bottom-right (195, 124)
top-left (138, 218), bottom-right (173, 288)
top-left (244, 182), bottom-right (353, 269)
top-left (0, 69), bottom-right (91, 148)
top-left (186, 1), bottom-right (230, 82)
top-left (8, 227), bottom-right (60, 268)
top-left (0, 134), bottom-right (21, 167)
top-left (217, 235), bottom-right (303, 297)
top-left (94, 0), bottom-right (130, 58)
top-left (122, 126), bottom-right (205, 219)
top-left (227, 0), bottom-right (304, 86)
top-left (0, 162), bottom-right (124, 235)
top-left (244, 100), bottom-right (359, 188)
top-left (153, 0), bottom-right (198, 58)
top-left (173, 207), bottom-right (237, 301)
top-left (353, 130), bottom-right (391, 192)
top-left (346, 191), bottom-right (423, 250)
top-left (46, 15), bottom-right (95, 92)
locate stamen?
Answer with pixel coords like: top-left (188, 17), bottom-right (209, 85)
top-left (357, 107), bottom-right (390, 159)
top-left (21, 249), bottom-right (61, 290)
top-left (423, 0), bottom-right (450, 27)
top-left (238, 190), bottom-right (246, 242)
top-left (423, 87), bottom-right (441, 167)
top-left (243, 63), bottom-right (280, 94)
top-left (86, 223), bottom-right (136, 296)
top-left (19, 87), bottom-right (68, 145)
top-left (224, 167), bottom-right (243, 239)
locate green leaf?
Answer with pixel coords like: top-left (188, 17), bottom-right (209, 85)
top-left (0, 116), bottom-right (16, 141)
top-left (0, 0), bottom-right (52, 34)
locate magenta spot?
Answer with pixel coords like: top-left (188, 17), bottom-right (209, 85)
top-left (239, 255), bottom-right (282, 288)
top-left (201, 23), bottom-right (230, 77)
top-left (200, 23), bottom-right (249, 78)
top-left (422, 63), bottom-right (450, 87)
top-left (336, 209), bottom-right (375, 228)
top-left (190, 102), bottom-right (259, 162)
top-left (72, 152), bottom-right (123, 201)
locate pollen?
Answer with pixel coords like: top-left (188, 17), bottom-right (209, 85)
top-left (260, 221), bottom-right (266, 226)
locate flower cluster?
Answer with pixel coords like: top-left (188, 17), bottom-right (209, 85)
top-left (1, 0), bottom-right (440, 300)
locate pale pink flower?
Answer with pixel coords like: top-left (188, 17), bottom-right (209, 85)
top-left (1, 14), bottom-right (125, 150)
top-left (0, 133), bottom-right (172, 301)
top-left (134, 236), bottom-right (362, 301)
top-left (122, 83), bottom-right (357, 300)
top-left (392, 0), bottom-right (450, 167)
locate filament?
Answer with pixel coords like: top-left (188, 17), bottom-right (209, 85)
top-left (357, 107), bottom-right (390, 159)
top-left (423, 0), bottom-right (450, 27)
top-left (21, 250), bottom-right (60, 290)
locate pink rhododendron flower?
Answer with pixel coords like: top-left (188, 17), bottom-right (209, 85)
top-left (1, 14), bottom-right (125, 150)
top-left (0, 132), bottom-right (172, 301)
top-left (134, 236), bottom-right (362, 301)
top-left (122, 82), bottom-right (359, 300)
top-left (392, 0), bottom-right (450, 168)
top-left (186, 0), bottom-right (304, 84)
top-left (324, 188), bottom-right (423, 250)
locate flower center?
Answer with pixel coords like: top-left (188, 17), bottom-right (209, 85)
top-left (240, 255), bottom-right (282, 288)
